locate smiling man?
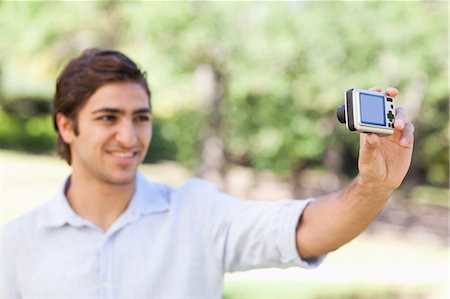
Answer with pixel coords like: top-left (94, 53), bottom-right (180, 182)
top-left (1, 49), bottom-right (414, 298)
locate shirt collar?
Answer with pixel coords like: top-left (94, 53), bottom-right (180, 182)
top-left (126, 172), bottom-right (170, 219)
top-left (37, 171), bottom-right (170, 230)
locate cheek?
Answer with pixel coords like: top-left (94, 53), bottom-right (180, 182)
top-left (139, 126), bottom-right (152, 145)
top-left (77, 126), bottom-right (113, 147)
top-left (146, 127), bottom-right (153, 143)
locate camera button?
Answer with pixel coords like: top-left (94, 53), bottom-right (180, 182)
top-left (387, 111), bottom-right (395, 121)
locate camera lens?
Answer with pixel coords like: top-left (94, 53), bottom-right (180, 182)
top-left (336, 104), bottom-right (346, 124)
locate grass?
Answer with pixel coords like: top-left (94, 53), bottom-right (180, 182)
top-left (1, 150), bottom-right (448, 299)
top-left (222, 233), bottom-right (448, 298)
top-left (223, 282), bottom-right (413, 299)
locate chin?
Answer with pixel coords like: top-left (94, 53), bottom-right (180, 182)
top-left (104, 172), bottom-right (137, 186)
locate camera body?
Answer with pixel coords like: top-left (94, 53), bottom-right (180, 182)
top-left (337, 88), bottom-right (396, 135)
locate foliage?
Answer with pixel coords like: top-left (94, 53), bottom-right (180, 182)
top-left (145, 110), bottom-right (203, 168)
top-left (1, 1), bottom-right (448, 189)
top-left (0, 108), bottom-right (55, 152)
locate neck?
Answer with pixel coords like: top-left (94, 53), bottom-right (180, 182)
top-left (66, 173), bottom-right (136, 232)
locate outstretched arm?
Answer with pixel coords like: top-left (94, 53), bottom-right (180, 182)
top-left (296, 87), bottom-right (414, 259)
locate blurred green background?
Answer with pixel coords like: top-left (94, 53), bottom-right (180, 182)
top-left (1, 1), bottom-right (448, 298)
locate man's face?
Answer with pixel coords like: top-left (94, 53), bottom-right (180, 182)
top-left (65, 81), bottom-right (152, 186)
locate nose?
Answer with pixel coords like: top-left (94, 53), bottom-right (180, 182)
top-left (116, 119), bottom-right (138, 147)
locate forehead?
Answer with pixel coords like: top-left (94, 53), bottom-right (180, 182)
top-left (82, 81), bottom-right (150, 112)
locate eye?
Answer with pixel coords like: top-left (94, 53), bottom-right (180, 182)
top-left (134, 114), bottom-right (151, 123)
top-left (97, 115), bottom-right (117, 122)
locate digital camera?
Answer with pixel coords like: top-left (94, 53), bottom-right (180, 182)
top-left (336, 88), bottom-right (396, 135)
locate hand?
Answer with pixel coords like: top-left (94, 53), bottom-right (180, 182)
top-left (358, 87), bottom-right (414, 191)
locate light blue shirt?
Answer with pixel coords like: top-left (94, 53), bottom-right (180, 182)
top-left (1, 172), bottom-right (323, 298)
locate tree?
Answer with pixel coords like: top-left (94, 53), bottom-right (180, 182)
top-left (1, 1), bottom-right (448, 194)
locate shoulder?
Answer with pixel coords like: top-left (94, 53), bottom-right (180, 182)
top-left (171, 177), bottom-right (232, 203)
top-left (171, 178), bottom-right (244, 216)
top-left (140, 175), bottom-right (233, 208)
top-left (1, 202), bottom-right (52, 246)
top-left (139, 173), bottom-right (220, 201)
top-left (176, 177), bottom-right (218, 195)
top-left (136, 173), bottom-right (243, 216)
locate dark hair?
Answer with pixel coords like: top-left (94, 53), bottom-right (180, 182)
top-left (52, 48), bottom-right (151, 165)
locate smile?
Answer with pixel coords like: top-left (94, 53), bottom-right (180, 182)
top-left (110, 151), bottom-right (136, 158)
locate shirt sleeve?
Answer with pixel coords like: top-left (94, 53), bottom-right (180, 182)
top-left (200, 182), bottom-right (325, 273)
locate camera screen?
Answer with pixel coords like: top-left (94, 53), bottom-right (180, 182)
top-left (359, 93), bottom-right (386, 126)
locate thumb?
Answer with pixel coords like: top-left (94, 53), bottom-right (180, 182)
top-left (359, 133), bottom-right (380, 165)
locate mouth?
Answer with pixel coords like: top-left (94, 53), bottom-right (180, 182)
top-left (108, 150), bottom-right (138, 159)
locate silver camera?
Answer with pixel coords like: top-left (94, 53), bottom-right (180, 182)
top-left (337, 88), bottom-right (396, 135)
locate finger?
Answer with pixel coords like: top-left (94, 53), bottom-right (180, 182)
top-left (365, 132), bottom-right (380, 149)
top-left (394, 107), bottom-right (407, 130)
top-left (385, 87), bottom-right (399, 97)
top-left (399, 122), bottom-right (414, 147)
top-left (359, 133), bottom-right (380, 164)
top-left (369, 87), bottom-right (382, 92)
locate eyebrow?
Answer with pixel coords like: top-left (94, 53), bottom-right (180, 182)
top-left (91, 108), bottom-right (151, 115)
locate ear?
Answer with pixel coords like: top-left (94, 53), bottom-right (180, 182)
top-left (56, 113), bottom-right (75, 143)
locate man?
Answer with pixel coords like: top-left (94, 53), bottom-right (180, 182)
top-left (1, 49), bottom-right (414, 298)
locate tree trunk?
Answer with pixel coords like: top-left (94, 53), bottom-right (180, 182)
top-left (195, 64), bottom-right (226, 189)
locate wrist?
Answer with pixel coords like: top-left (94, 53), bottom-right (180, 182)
top-left (352, 175), bottom-right (393, 202)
